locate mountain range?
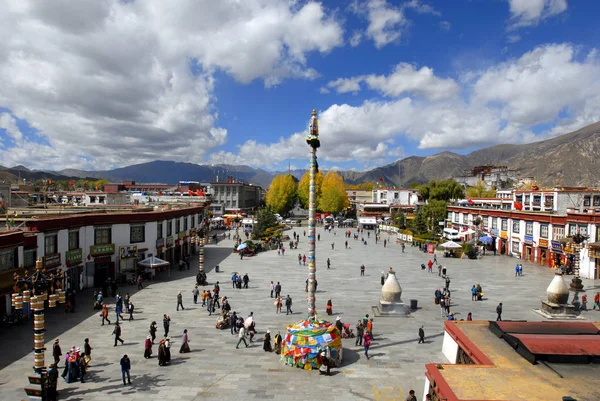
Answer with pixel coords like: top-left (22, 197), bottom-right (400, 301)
top-left (1, 121), bottom-right (599, 188)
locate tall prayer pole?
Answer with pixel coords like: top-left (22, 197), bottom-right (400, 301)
top-left (306, 109), bottom-right (320, 317)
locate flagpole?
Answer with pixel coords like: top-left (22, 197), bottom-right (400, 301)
top-left (306, 109), bottom-right (320, 318)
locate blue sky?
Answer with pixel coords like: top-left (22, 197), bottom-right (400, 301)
top-left (1, 0), bottom-right (599, 173)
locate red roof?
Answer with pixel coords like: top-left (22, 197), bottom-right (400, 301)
top-left (511, 334), bottom-right (600, 356)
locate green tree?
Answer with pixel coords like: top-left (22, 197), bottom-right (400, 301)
top-left (265, 173), bottom-right (297, 214)
top-left (408, 210), bottom-right (427, 234)
top-left (422, 199), bottom-right (448, 234)
top-left (391, 209), bottom-right (406, 229)
top-left (319, 171), bottom-right (349, 213)
top-left (466, 180), bottom-right (496, 198)
top-left (419, 180), bottom-right (464, 202)
top-left (297, 170), bottom-right (323, 209)
top-left (252, 206), bottom-right (278, 238)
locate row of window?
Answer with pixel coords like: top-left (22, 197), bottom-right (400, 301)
top-left (43, 215), bottom-right (198, 256)
top-left (451, 212), bottom-right (589, 240)
top-left (514, 195), bottom-right (554, 205)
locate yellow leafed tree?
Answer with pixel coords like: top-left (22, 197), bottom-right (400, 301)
top-left (319, 171), bottom-right (349, 213)
top-left (265, 173), bottom-right (297, 215)
top-left (297, 170), bottom-right (323, 209)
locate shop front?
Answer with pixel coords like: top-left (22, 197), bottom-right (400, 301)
top-left (522, 236), bottom-right (534, 262)
top-left (499, 231), bottom-right (508, 255)
top-left (550, 240), bottom-right (565, 269)
top-left (119, 245), bottom-right (138, 283)
top-left (165, 236), bottom-right (175, 266)
top-left (65, 248), bottom-right (83, 291)
top-left (537, 239), bottom-right (549, 267)
top-left (586, 242), bottom-right (600, 279)
top-left (156, 238), bottom-right (165, 261)
top-left (90, 244), bottom-right (115, 287)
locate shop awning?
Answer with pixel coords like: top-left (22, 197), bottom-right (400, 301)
top-left (138, 256), bottom-right (169, 268)
top-left (587, 242), bottom-right (600, 247)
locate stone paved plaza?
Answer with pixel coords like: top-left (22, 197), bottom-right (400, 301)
top-left (1, 227), bottom-right (599, 401)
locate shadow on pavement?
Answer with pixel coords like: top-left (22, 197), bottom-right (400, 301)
top-left (0, 237), bottom-right (232, 371)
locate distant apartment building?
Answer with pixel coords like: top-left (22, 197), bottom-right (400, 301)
top-left (104, 181), bottom-right (177, 194)
top-left (208, 177), bottom-right (263, 213)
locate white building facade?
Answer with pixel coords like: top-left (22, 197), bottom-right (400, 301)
top-left (447, 205), bottom-right (600, 279)
top-left (26, 206), bottom-right (207, 291)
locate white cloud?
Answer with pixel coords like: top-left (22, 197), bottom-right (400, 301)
top-left (325, 77), bottom-right (365, 94)
top-left (508, 0), bottom-right (567, 29)
top-left (0, 0), bottom-right (343, 170)
top-left (351, 0), bottom-right (442, 49)
top-left (220, 43), bottom-right (600, 167)
top-left (0, 113), bottom-right (23, 143)
top-left (323, 63), bottom-right (459, 101)
top-left (440, 21), bottom-right (451, 32)
top-left (363, 0), bottom-right (407, 48)
top-left (507, 34), bottom-right (522, 43)
top-left (349, 31), bottom-right (363, 47)
top-left (403, 0), bottom-right (441, 16)
top-left (473, 44), bottom-right (600, 126)
top-left (364, 63), bottom-right (460, 100)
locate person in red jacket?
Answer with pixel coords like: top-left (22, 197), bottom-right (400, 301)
top-left (427, 260), bottom-right (433, 273)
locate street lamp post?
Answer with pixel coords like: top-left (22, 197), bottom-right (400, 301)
top-left (306, 109), bottom-right (320, 318)
top-left (12, 257), bottom-right (66, 398)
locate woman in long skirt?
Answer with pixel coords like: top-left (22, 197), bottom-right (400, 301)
top-left (273, 332), bottom-right (282, 354)
top-left (263, 330), bottom-right (272, 352)
top-left (144, 335), bottom-right (153, 358)
top-left (179, 329), bottom-right (191, 353)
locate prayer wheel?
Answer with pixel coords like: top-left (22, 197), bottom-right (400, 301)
top-left (14, 295), bottom-right (23, 310)
top-left (31, 296), bottom-right (44, 311)
top-left (58, 291), bottom-right (66, 304)
top-left (23, 290), bottom-right (31, 303)
top-left (33, 315), bottom-right (45, 331)
top-left (33, 352), bottom-right (45, 370)
top-left (49, 294), bottom-right (58, 307)
top-left (11, 293), bottom-right (17, 307)
top-left (34, 333), bottom-right (45, 350)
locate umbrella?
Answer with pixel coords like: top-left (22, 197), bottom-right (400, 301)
top-left (479, 236), bottom-right (493, 244)
top-left (237, 243), bottom-right (248, 251)
top-left (459, 229), bottom-right (476, 236)
top-left (244, 316), bottom-right (254, 328)
top-left (440, 241), bottom-right (463, 249)
top-left (138, 256), bottom-right (170, 268)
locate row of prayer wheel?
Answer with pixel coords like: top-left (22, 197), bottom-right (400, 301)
top-left (11, 288), bottom-right (66, 372)
top-left (11, 290), bottom-right (65, 309)
top-left (198, 238), bottom-right (205, 271)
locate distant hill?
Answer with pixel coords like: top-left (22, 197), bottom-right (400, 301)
top-left (56, 161), bottom-right (278, 188)
top-left (340, 121), bottom-right (600, 188)
top-left (11, 120), bottom-right (600, 189)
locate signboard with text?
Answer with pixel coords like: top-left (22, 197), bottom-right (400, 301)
top-left (156, 238), bottom-right (165, 249)
top-left (119, 245), bottom-right (138, 260)
top-left (539, 239), bottom-right (549, 248)
top-left (166, 236), bottom-right (174, 248)
top-left (43, 253), bottom-right (61, 269)
top-left (500, 232), bottom-right (508, 239)
top-left (90, 244), bottom-right (115, 256)
top-left (66, 248), bottom-right (82, 266)
top-left (551, 240), bottom-right (563, 252)
top-left (524, 235), bottom-right (534, 244)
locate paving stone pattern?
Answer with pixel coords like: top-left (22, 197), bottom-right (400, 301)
top-left (1, 227), bottom-right (599, 401)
